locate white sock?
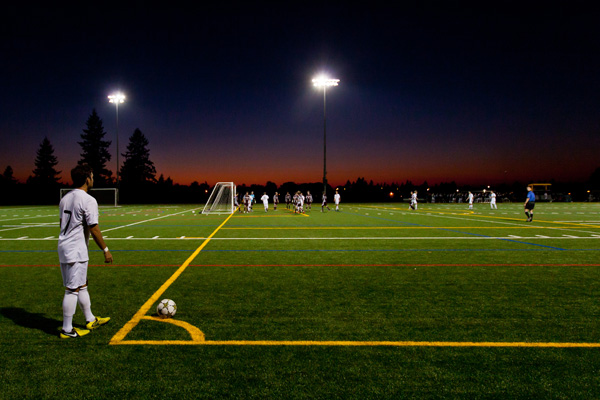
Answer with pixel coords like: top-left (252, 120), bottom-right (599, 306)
top-left (62, 290), bottom-right (78, 332)
top-left (78, 286), bottom-right (95, 322)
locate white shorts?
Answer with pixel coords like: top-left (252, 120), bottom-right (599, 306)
top-left (60, 261), bottom-right (89, 289)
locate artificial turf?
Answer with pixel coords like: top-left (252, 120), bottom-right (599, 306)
top-left (1, 202), bottom-right (599, 398)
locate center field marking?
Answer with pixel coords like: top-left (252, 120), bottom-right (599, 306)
top-left (110, 212), bottom-right (236, 345)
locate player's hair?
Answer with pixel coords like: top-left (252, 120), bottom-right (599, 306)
top-left (71, 164), bottom-right (93, 187)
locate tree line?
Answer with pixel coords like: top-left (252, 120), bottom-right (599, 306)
top-left (2, 109), bottom-right (600, 205)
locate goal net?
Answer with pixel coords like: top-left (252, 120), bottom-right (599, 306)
top-left (60, 188), bottom-right (119, 207)
top-left (201, 182), bottom-right (236, 214)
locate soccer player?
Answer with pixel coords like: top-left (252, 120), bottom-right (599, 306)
top-left (334, 189), bottom-right (341, 211)
top-left (305, 191), bottom-right (313, 211)
top-left (525, 186), bottom-right (535, 222)
top-left (261, 192), bottom-right (269, 212)
top-left (285, 192), bottom-right (292, 210)
top-left (273, 192), bottom-right (279, 211)
top-left (468, 191), bottom-right (474, 210)
top-left (243, 192), bottom-right (251, 213)
top-left (412, 190), bottom-right (418, 210)
top-left (249, 191), bottom-right (255, 212)
top-left (490, 191), bottom-right (497, 209)
top-left (321, 192), bottom-right (330, 212)
top-left (408, 191), bottom-right (414, 210)
top-left (234, 193), bottom-right (241, 212)
top-left (297, 191), bottom-right (305, 214)
top-left (57, 164), bottom-right (112, 339)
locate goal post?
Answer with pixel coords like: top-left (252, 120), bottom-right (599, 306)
top-left (60, 188), bottom-right (119, 207)
top-left (201, 182), bottom-right (236, 215)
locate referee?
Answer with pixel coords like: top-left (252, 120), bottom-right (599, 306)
top-left (524, 185), bottom-right (536, 222)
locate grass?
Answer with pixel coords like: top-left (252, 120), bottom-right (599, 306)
top-left (1, 202), bottom-right (600, 398)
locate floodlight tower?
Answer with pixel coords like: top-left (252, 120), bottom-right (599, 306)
top-left (108, 93), bottom-right (125, 186)
top-left (312, 76), bottom-right (339, 196)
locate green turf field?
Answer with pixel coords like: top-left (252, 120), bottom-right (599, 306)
top-left (1, 202), bottom-right (600, 398)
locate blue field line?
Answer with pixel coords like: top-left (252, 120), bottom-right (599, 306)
top-left (342, 211), bottom-right (567, 250)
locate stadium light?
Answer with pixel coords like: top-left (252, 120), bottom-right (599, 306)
top-left (108, 93), bottom-right (125, 186)
top-left (312, 75), bottom-right (339, 196)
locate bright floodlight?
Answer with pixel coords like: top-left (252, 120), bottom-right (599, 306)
top-left (108, 93), bottom-right (126, 103)
top-left (312, 76), bottom-right (339, 87)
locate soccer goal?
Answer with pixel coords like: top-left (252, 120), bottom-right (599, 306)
top-left (201, 182), bottom-right (236, 214)
top-left (60, 188), bottom-right (119, 207)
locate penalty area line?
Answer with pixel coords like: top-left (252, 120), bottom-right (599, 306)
top-left (109, 212), bottom-right (235, 345)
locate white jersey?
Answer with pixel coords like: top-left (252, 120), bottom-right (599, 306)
top-left (261, 194), bottom-right (269, 205)
top-left (298, 195), bottom-right (305, 206)
top-left (58, 189), bottom-right (99, 263)
top-left (468, 193), bottom-right (474, 204)
top-left (411, 193), bottom-right (417, 203)
top-left (334, 193), bottom-right (341, 204)
top-left (491, 193), bottom-right (496, 202)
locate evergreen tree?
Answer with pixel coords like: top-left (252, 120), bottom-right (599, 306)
top-left (78, 109), bottom-right (112, 186)
top-left (30, 137), bottom-right (61, 185)
top-left (2, 165), bottom-right (17, 184)
top-left (120, 128), bottom-right (156, 185)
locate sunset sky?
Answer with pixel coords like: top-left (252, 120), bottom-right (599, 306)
top-left (1, 3), bottom-right (599, 187)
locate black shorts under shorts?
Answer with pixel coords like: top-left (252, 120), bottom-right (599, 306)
top-left (525, 202), bottom-right (535, 210)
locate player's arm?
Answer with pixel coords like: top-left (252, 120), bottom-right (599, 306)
top-left (89, 224), bottom-right (113, 263)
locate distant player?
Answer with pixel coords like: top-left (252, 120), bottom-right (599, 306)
top-left (321, 192), bottom-right (330, 212)
top-left (297, 191), bottom-right (305, 213)
top-left (408, 191), bottom-right (414, 210)
top-left (58, 164), bottom-right (112, 339)
top-left (261, 192), bottom-right (269, 212)
top-left (525, 186), bottom-right (535, 222)
top-left (285, 192), bottom-right (292, 210)
top-left (412, 190), bottom-right (418, 210)
top-left (468, 191), bottom-right (474, 210)
top-left (249, 191), bottom-right (255, 212)
top-left (305, 191), bottom-right (313, 210)
top-left (234, 193), bottom-right (240, 212)
top-left (334, 189), bottom-right (341, 211)
top-left (243, 192), bottom-right (251, 213)
top-left (490, 191), bottom-right (497, 209)
top-left (273, 192), bottom-right (279, 211)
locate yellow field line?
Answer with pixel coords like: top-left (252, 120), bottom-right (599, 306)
top-left (112, 339), bottom-right (600, 348)
top-left (109, 212), bottom-right (236, 345)
top-left (221, 226), bottom-right (542, 230)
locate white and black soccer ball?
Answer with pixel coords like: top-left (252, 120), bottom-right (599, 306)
top-left (157, 299), bottom-right (177, 318)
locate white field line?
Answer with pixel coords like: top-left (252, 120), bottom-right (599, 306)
top-left (353, 206), bottom-right (600, 236)
top-left (0, 214), bottom-right (56, 223)
top-left (102, 207), bottom-right (202, 233)
top-left (1, 236), bottom-right (599, 241)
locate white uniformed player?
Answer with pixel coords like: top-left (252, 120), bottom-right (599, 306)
top-left (468, 191), bottom-right (474, 210)
top-left (57, 165), bottom-right (112, 339)
top-left (260, 192), bottom-right (269, 212)
top-left (412, 190), bottom-right (418, 210)
top-left (490, 191), bottom-right (497, 209)
top-left (334, 189), bottom-right (341, 211)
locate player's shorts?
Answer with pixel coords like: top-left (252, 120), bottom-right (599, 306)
top-left (526, 202), bottom-right (535, 210)
top-left (322, 201), bottom-right (327, 206)
top-left (60, 261), bottom-right (89, 289)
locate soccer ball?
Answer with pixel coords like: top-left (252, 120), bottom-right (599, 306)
top-left (157, 299), bottom-right (177, 318)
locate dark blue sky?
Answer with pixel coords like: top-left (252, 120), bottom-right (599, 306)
top-left (1, 2), bottom-right (599, 186)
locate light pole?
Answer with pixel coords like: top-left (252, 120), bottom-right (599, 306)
top-left (312, 76), bottom-right (339, 196)
top-left (108, 93), bottom-right (125, 186)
